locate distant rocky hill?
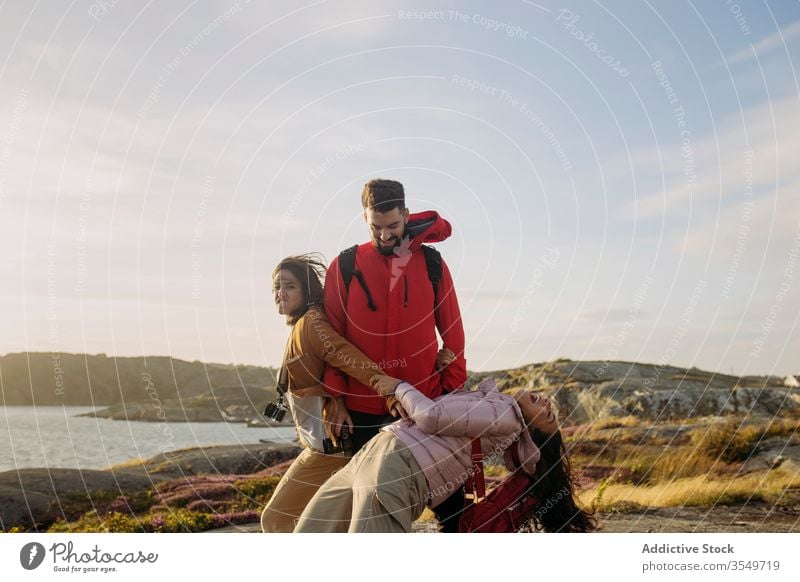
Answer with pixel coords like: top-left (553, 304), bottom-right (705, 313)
top-left (0, 352), bottom-right (276, 406)
top-left (3, 353), bottom-right (797, 425)
top-left (83, 385), bottom-right (283, 424)
top-left (467, 359), bottom-right (799, 424)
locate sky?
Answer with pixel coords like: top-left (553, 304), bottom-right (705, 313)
top-left (0, 0), bottom-right (798, 377)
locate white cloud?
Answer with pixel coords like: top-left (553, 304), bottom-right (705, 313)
top-left (620, 95), bottom-right (800, 234)
top-left (725, 19), bottom-right (800, 65)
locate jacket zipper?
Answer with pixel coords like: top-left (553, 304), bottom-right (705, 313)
top-left (403, 275), bottom-right (408, 307)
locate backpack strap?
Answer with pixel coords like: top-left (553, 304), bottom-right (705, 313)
top-left (339, 245), bottom-right (358, 290)
top-left (338, 245), bottom-right (377, 311)
top-left (274, 335), bottom-right (292, 404)
top-left (339, 244), bottom-right (441, 311)
top-left (470, 438), bottom-right (486, 501)
top-left (421, 245), bottom-right (442, 299)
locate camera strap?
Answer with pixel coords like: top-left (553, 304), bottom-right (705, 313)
top-left (276, 335), bottom-right (292, 400)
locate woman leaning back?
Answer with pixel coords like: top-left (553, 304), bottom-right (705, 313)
top-left (294, 377), bottom-right (596, 533)
top-left (260, 254), bottom-right (401, 533)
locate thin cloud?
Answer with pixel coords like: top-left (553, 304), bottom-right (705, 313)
top-left (619, 95), bottom-right (800, 223)
top-left (725, 19), bottom-right (800, 65)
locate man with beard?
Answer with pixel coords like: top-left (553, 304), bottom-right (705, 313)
top-left (321, 178), bottom-right (467, 531)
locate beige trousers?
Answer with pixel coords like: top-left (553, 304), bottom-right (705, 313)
top-left (260, 448), bottom-right (350, 533)
top-left (293, 432), bottom-right (429, 533)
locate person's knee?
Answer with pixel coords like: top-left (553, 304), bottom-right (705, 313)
top-left (293, 508), bottom-right (343, 533)
top-left (260, 506), bottom-right (278, 533)
top-left (260, 505), bottom-right (273, 533)
top-left (261, 503), bottom-right (293, 533)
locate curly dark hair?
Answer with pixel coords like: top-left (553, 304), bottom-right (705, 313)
top-left (526, 429), bottom-right (597, 533)
top-left (272, 253), bottom-right (327, 325)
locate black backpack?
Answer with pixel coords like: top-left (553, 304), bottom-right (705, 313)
top-left (338, 244), bottom-right (442, 311)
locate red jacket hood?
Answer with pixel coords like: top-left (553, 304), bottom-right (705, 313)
top-left (406, 210), bottom-right (452, 251)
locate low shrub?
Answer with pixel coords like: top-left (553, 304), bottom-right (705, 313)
top-left (48, 508), bottom-right (261, 533)
top-left (690, 419), bottom-right (788, 464)
top-left (45, 474), bottom-right (278, 532)
top-left (234, 476), bottom-right (280, 499)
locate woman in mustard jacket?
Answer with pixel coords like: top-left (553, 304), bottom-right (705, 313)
top-left (260, 254), bottom-right (400, 533)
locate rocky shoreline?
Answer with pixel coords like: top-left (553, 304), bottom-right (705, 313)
top-left (79, 384), bottom-right (288, 425)
top-left (0, 442), bottom-right (301, 531)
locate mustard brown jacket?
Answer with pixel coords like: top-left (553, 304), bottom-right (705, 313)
top-left (284, 306), bottom-right (381, 393)
top-left (283, 307), bottom-right (394, 450)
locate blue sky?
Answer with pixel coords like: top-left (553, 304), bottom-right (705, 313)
top-left (1, 0), bottom-right (798, 376)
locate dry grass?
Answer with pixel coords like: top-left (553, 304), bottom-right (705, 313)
top-left (105, 457), bottom-right (146, 470)
top-left (567, 414), bottom-right (800, 512)
top-left (580, 468), bottom-right (800, 511)
top-left (484, 463), bottom-right (510, 478)
top-left (592, 416), bottom-right (641, 430)
top-left (690, 418), bottom-right (800, 464)
top-left (567, 417), bottom-right (639, 441)
top-left (416, 507), bottom-right (438, 523)
top-left (616, 449), bottom-right (724, 484)
top-left (762, 418), bottom-right (800, 439)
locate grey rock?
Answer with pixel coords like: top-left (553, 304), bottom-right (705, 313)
top-left (83, 385), bottom-right (286, 424)
top-left (740, 437), bottom-right (800, 474)
top-left (0, 468), bottom-right (160, 531)
top-left (0, 442), bottom-right (301, 531)
top-left (127, 442), bottom-right (301, 478)
top-left (472, 360), bottom-right (799, 424)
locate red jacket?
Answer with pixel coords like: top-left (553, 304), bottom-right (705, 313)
top-left (323, 211), bottom-right (467, 415)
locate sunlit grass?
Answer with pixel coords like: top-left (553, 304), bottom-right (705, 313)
top-left (579, 469), bottom-right (800, 511)
top-left (105, 457), bottom-right (146, 470)
top-left (566, 414), bottom-right (800, 514)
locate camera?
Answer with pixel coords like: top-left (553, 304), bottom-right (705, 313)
top-left (322, 426), bottom-right (354, 457)
top-left (263, 400), bottom-right (288, 422)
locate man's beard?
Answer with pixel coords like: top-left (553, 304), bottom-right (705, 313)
top-left (375, 237), bottom-right (400, 256)
top-left (372, 228), bottom-right (407, 256)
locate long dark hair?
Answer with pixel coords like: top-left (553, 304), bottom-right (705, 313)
top-left (272, 253), bottom-right (327, 325)
top-left (526, 429), bottom-right (596, 533)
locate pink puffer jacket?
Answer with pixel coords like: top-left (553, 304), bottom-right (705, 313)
top-left (382, 378), bottom-right (540, 508)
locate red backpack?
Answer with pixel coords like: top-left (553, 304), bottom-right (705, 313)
top-left (458, 438), bottom-right (538, 533)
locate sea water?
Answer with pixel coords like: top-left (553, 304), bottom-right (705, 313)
top-left (0, 406), bottom-right (297, 472)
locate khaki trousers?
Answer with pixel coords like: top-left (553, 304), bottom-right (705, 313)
top-left (294, 432), bottom-right (429, 533)
top-left (260, 448), bottom-right (349, 533)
